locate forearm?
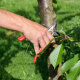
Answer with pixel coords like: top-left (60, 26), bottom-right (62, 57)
top-left (0, 9), bottom-right (28, 33)
top-left (0, 9), bottom-right (55, 54)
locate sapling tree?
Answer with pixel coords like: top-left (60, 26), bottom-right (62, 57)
top-left (37, 0), bottom-right (80, 80)
top-left (37, 29), bottom-right (80, 80)
top-left (37, 0), bottom-right (61, 80)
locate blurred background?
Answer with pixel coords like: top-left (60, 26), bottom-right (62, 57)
top-left (0, 0), bottom-right (80, 80)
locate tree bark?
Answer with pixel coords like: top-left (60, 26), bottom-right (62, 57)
top-left (37, 0), bottom-right (56, 29)
top-left (37, 0), bottom-right (62, 80)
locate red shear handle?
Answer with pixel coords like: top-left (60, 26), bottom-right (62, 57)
top-left (34, 47), bottom-right (42, 63)
top-left (18, 36), bottom-right (25, 41)
top-left (18, 36), bottom-right (42, 63)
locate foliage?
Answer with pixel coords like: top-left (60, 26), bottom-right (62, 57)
top-left (40, 30), bottom-right (80, 80)
top-left (66, 60), bottom-right (80, 80)
top-left (36, 27), bottom-right (80, 79)
top-left (49, 44), bottom-right (63, 69)
top-left (61, 54), bottom-right (79, 74)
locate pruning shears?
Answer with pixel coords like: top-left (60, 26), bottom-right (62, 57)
top-left (18, 22), bottom-right (58, 63)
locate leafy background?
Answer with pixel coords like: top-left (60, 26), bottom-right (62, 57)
top-left (0, 0), bottom-right (80, 80)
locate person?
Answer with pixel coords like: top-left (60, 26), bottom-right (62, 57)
top-left (0, 9), bottom-right (55, 54)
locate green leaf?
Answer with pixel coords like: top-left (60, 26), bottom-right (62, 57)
top-left (49, 44), bottom-right (63, 69)
top-left (61, 54), bottom-right (79, 74)
top-left (59, 30), bottom-right (66, 35)
top-left (69, 37), bottom-right (75, 41)
top-left (77, 74), bottom-right (80, 80)
top-left (78, 42), bottom-right (80, 47)
top-left (66, 60), bottom-right (80, 80)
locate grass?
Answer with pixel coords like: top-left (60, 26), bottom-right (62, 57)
top-left (0, 0), bottom-right (80, 80)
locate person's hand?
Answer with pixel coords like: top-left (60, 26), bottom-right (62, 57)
top-left (0, 9), bottom-right (55, 54)
top-left (22, 19), bottom-right (55, 54)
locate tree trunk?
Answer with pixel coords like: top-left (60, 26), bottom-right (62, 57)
top-left (37, 0), bottom-right (56, 28)
top-left (37, 0), bottom-right (62, 80)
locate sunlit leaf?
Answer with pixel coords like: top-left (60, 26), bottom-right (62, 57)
top-left (78, 42), bottom-right (80, 47)
top-left (77, 74), bottom-right (80, 80)
top-left (69, 37), bottom-right (75, 41)
top-left (66, 60), bottom-right (80, 80)
top-left (61, 54), bottom-right (79, 74)
top-left (49, 44), bottom-right (63, 69)
top-left (59, 30), bottom-right (66, 35)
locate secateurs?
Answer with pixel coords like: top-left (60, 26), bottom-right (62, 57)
top-left (18, 22), bottom-right (58, 63)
